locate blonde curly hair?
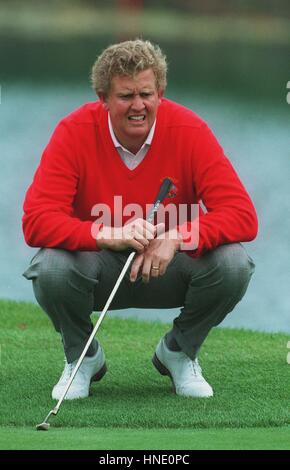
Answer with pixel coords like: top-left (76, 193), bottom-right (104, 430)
top-left (91, 39), bottom-right (167, 95)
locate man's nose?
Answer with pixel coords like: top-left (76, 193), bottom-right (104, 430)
top-left (131, 94), bottom-right (145, 111)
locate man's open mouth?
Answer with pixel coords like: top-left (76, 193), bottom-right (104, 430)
top-left (128, 115), bottom-right (145, 121)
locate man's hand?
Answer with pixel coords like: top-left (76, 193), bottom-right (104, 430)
top-left (96, 218), bottom-right (163, 253)
top-left (130, 229), bottom-right (182, 283)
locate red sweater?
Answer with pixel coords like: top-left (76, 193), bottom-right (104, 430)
top-left (22, 98), bottom-right (258, 257)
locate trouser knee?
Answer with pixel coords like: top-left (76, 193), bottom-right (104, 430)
top-left (24, 248), bottom-right (98, 304)
top-left (213, 243), bottom-right (255, 303)
top-left (35, 249), bottom-right (73, 296)
top-left (23, 249), bottom-right (99, 337)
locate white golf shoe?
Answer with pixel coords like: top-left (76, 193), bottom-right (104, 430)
top-left (152, 338), bottom-right (213, 398)
top-left (52, 345), bottom-right (106, 400)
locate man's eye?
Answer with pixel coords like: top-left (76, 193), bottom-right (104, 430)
top-left (119, 93), bottom-right (152, 99)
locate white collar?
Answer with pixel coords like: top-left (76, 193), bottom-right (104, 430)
top-left (108, 114), bottom-right (156, 153)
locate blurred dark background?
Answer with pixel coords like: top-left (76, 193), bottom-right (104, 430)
top-left (1, 0), bottom-right (290, 101)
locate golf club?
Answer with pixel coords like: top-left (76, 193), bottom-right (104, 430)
top-left (36, 177), bottom-right (173, 430)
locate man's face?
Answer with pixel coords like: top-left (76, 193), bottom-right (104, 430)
top-left (100, 68), bottom-right (163, 153)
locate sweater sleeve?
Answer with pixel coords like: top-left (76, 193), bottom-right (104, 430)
top-left (179, 123), bottom-right (258, 256)
top-left (22, 120), bottom-right (100, 251)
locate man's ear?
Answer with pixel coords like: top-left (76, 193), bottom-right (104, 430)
top-left (158, 89), bottom-right (164, 105)
top-left (97, 92), bottom-right (109, 110)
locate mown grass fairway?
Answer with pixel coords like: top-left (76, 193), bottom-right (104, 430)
top-left (0, 300), bottom-right (289, 449)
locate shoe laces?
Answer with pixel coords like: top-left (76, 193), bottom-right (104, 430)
top-left (188, 358), bottom-right (202, 377)
top-left (61, 360), bottom-right (75, 381)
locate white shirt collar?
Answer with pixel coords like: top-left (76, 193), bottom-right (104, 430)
top-left (108, 114), bottom-right (156, 153)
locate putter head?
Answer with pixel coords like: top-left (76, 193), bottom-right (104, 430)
top-left (36, 421), bottom-right (50, 431)
top-left (36, 407), bottom-right (57, 431)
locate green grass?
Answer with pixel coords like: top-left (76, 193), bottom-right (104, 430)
top-left (0, 426), bottom-right (289, 450)
top-left (0, 299), bottom-right (289, 449)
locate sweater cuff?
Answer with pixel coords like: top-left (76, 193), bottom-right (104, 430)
top-left (87, 221), bottom-right (103, 250)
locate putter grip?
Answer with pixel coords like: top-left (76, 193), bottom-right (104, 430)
top-left (147, 178), bottom-right (172, 223)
